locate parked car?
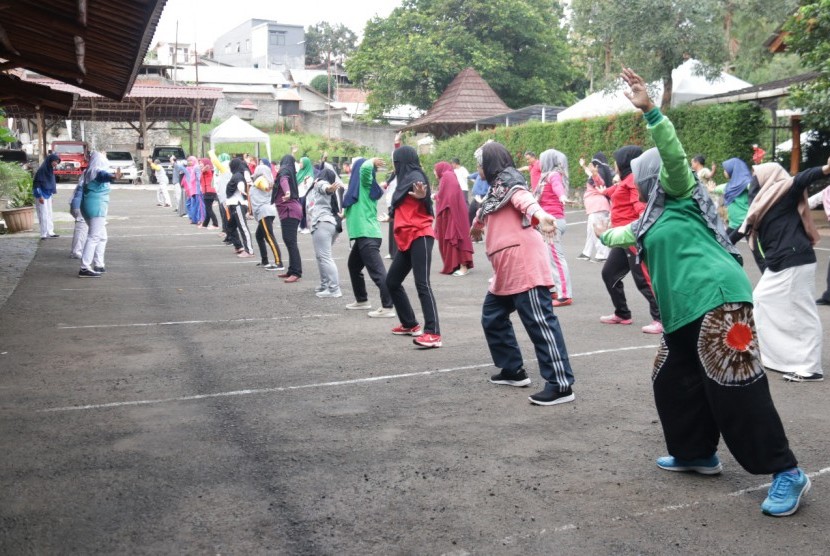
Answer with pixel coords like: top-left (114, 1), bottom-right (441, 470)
top-left (0, 149), bottom-right (33, 174)
top-left (106, 151), bottom-right (139, 183)
top-left (51, 140), bottom-right (89, 182)
top-left (150, 145), bottom-right (187, 184)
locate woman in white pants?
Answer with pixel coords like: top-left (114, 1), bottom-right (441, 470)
top-left (33, 153), bottom-right (61, 239)
top-left (148, 157), bottom-right (171, 207)
top-left (78, 152), bottom-right (120, 278)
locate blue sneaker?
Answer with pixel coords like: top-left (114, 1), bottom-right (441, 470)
top-left (656, 454), bottom-right (722, 475)
top-left (762, 468), bottom-right (810, 516)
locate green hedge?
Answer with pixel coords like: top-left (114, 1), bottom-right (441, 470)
top-left (421, 103), bottom-right (766, 176)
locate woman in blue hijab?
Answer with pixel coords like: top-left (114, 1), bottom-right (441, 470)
top-left (33, 153), bottom-right (61, 239)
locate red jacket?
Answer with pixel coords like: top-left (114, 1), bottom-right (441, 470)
top-left (605, 173), bottom-right (645, 227)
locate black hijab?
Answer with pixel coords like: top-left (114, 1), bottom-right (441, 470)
top-left (591, 151), bottom-right (614, 188)
top-left (481, 142), bottom-right (516, 184)
top-left (277, 155), bottom-right (299, 200)
top-left (391, 146), bottom-right (432, 214)
top-left (227, 158), bottom-right (247, 198)
top-left (613, 146), bottom-right (643, 180)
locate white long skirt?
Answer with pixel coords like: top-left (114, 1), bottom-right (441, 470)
top-left (754, 262), bottom-right (823, 376)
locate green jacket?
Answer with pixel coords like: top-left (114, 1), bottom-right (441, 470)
top-left (344, 162), bottom-right (382, 240)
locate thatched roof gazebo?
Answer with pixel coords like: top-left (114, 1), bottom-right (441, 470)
top-left (401, 68), bottom-right (509, 138)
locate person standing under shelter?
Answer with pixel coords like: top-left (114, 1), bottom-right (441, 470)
top-left (601, 67), bottom-right (809, 518)
top-left (32, 153), bottom-right (61, 239)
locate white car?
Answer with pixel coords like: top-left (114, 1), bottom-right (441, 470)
top-left (107, 151), bottom-right (139, 183)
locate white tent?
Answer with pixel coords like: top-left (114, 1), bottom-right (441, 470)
top-left (209, 115), bottom-right (271, 161)
top-left (557, 59), bottom-right (752, 122)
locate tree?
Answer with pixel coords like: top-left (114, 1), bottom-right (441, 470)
top-left (310, 74), bottom-right (337, 97)
top-left (571, 0), bottom-right (729, 110)
top-left (305, 22), bottom-right (357, 67)
top-left (347, 0), bottom-right (577, 117)
top-left (784, 0), bottom-right (830, 130)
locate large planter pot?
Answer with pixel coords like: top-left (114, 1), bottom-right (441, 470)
top-left (1, 206), bottom-right (35, 234)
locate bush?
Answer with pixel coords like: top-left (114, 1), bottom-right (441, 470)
top-left (0, 161), bottom-right (34, 208)
top-left (422, 103), bottom-right (766, 177)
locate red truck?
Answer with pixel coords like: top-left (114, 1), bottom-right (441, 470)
top-left (51, 140), bottom-right (89, 182)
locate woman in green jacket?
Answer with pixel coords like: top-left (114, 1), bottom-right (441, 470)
top-left (600, 68), bottom-right (808, 518)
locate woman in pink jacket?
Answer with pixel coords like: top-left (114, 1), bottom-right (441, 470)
top-left (471, 142), bottom-right (576, 406)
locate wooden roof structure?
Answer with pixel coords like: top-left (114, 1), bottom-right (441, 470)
top-left (402, 68), bottom-right (509, 138)
top-left (0, 0), bottom-right (168, 101)
top-left (2, 78), bottom-right (223, 123)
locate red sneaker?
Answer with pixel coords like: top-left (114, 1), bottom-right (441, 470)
top-left (553, 297), bottom-right (573, 307)
top-left (391, 323), bottom-right (422, 336)
top-left (413, 333), bottom-right (442, 348)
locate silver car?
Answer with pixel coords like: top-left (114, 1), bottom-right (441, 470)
top-left (107, 151), bottom-right (139, 184)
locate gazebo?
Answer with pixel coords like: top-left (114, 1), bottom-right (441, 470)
top-left (401, 68), bottom-right (510, 138)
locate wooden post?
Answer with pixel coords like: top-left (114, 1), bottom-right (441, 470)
top-left (791, 115), bottom-right (801, 175)
top-left (35, 107), bottom-right (46, 163)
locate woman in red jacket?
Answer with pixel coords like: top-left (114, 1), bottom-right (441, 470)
top-left (199, 158), bottom-right (218, 229)
top-left (598, 146), bottom-right (662, 334)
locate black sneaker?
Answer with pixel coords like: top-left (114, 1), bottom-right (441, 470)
top-left (783, 372), bottom-right (824, 382)
top-left (489, 369), bottom-right (531, 387)
top-left (816, 298), bottom-right (830, 306)
top-left (78, 268), bottom-right (101, 278)
top-left (93, 266), bottom-right (106, 273)
top-left (529, 387), bottom-right (575, 406)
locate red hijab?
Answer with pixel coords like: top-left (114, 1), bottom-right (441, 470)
top-left (434, 161), bottom-right (472, 248)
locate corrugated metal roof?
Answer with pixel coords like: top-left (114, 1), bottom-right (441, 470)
top-left (176, 66), bottom-right (290, 86)
top-left (0, 0), bottom-right (168, 100)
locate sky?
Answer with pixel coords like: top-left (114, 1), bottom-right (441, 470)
top-left (152, 0), bottom-right (403, 49)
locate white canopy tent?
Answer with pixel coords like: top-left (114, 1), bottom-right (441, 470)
top-left (557, 59), bottom-right (752, 122)
top-left (209, 115), bottom-right (272, 161)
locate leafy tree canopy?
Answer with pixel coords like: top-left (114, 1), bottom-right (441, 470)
top-left (785, 0), bottom-right (830, 130)
top-left (570, 0), bottom-right (730, 109)
top-left (310, 74), bottom-right (337, 97)
top-left (305, 21), bottom-right (357, 66)
top-left (346, 0), bottom-right (577, 117)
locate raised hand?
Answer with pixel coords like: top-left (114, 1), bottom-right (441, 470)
top-left (621, 67), bottom-right (656, 113)
top-left (409, 181), bottom-right (428, 199)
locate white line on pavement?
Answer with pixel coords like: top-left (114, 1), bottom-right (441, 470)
top-left (56, 313), bottom-right (340, 330)
top-left (37, 345), bottom-right (658, 412)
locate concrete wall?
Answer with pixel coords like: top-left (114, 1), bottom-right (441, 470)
top-left (48, 121), bottom-right (177, 158)
top-left (300, 111), bottom-right (401, 155)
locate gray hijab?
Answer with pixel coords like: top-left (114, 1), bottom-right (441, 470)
top-left (630, 148), bottom-right (742, 265)
top-left (539, 149), bottom-right (569, 193)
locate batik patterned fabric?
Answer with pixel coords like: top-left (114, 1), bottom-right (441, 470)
top-left (697, 303), bottom-right (765, 387)
top-left (652, 337), bottom-right (668, 382)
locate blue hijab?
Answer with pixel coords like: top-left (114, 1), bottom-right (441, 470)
top-left (33, 153), bottom-right (61, 195)
top-left (722, 158), bottom-right (752, 206)
top-left (342, 158), bottom-right (383, 209)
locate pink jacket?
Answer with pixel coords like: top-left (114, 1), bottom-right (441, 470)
top-left (475, 189), bottom-right (553, 295)
top-left (536, 172), bottom-right (566, 219)
top-left (583, 175), bottom-right (611, 215)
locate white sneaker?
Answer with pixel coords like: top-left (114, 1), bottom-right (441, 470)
top-left (316, 289), bottom-right (343, 298)
top-left (345, 300), bottom-right (372, 310)
top-left (367, 307), bottom-right (395, 318)
top-left (642, 320), bottom-right (664, 334)
top-left (300, 228), bottom-right (311, 234)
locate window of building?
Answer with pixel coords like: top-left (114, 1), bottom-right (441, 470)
top-left (246, 39), bottom-right (250, 52)
top-left (236, 42), bottom-right (241, 53)
top-left (269, 31), bottom-right (286, 46)
top-left (225, 43), bottom-right (231, 54)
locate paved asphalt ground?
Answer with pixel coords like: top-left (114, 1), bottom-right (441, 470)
top-left (1, 188), bottom-right (829, 554)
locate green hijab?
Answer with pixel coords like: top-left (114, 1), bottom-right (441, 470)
top-left (296, 156), bottom-right (314, 187)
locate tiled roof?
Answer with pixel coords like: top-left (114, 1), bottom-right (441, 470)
top-left (403, 68), bottom-right (509, 135)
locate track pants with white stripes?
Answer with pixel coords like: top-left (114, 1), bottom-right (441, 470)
top-left (482, 286), bottom-right (574, 393)
top-left (228, 203), bottom-right (254, 254)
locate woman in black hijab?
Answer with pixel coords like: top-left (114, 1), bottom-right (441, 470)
top-left (226, 157), bottom-right (254, 256)
top-left (385, 146), bottom-right (442, 348)
top-left (275, 155), bottom-right (303, 282)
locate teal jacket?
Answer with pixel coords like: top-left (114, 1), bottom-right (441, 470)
top-left (81, 171), bottom-right (113, 219)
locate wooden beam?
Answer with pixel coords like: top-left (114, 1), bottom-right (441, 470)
top-left (791, 116), bottom-right (801, 175)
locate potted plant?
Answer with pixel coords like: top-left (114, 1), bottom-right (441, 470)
top-left (0, 161), bottom-right (35, 233)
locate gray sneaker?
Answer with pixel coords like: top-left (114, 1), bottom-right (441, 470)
top-left (367, 307), bottom-right (395, 318)
top-left (316, 289), bottom-right (343, 298)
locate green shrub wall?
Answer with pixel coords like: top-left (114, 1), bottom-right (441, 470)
top-left (421, 103), bottom-right (766, 177)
